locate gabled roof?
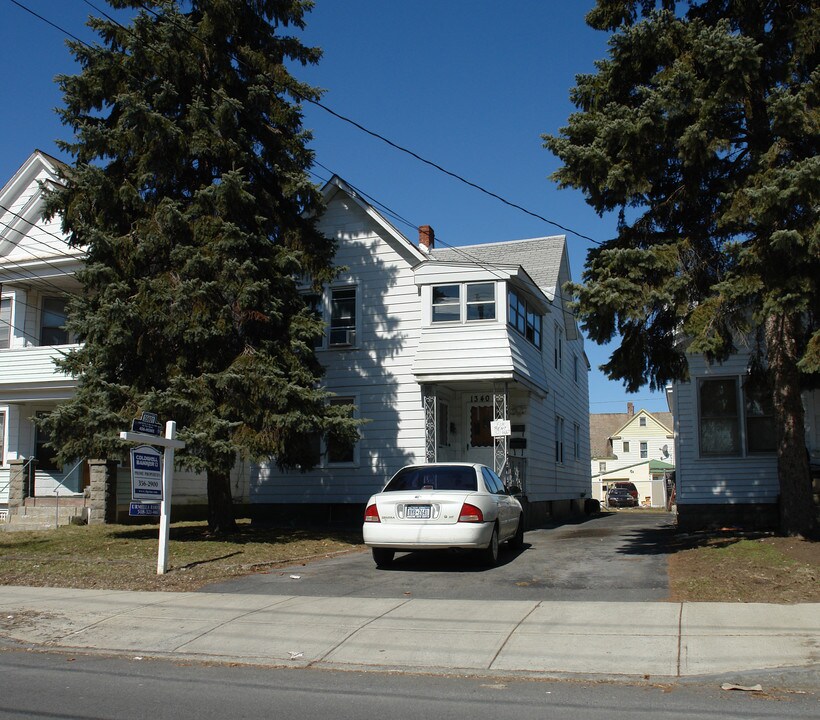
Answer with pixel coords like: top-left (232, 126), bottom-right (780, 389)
top-left (589, 409), bottom-right (674, 460)
top-left (430, 235), bottom-right (566, 298)
top-left (589, 413), bottom-right (627, 459)
top-left (0, 150), bottom-right (73, 265)
top-left (320, 175), bottom-right (428, 265)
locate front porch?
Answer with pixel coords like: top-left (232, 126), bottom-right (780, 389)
top-left (420, 381), bottom-right (530, 494)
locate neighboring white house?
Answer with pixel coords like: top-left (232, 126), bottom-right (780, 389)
top-left (667, 351), bottom-right (819, 530)
top-left (1, 154), bottom-right (592, 526)
top-left (0, 151), bottom-right (86, 512)
top-left (589, 403), bottom-right (674, 507)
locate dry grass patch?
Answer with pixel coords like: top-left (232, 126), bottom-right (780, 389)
top-left (668, 532), bottom-right (820, 603)
top-left (0, 521), bottom-right (364, 592)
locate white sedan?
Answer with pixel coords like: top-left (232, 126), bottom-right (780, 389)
top-left (362, 463), bottom-right (525, 567)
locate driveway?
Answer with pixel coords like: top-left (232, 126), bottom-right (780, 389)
top-left (201, 511), bottom-right (676, 602)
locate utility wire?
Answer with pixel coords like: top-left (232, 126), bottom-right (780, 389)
top-left (9, 0), bottom-right (585, 314)
top-left (125, 0), bottom-right (601, 246)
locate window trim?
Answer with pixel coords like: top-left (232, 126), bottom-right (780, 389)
top-left (640, 441), bottom-right (648, 459)
top-left (554, 325), bottom-right (564, 372)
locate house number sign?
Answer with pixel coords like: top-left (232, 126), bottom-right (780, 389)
top-left (469, 394), bottom-right (491, 403)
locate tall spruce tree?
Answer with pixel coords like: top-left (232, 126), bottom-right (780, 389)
top-left (545, 0), bottom-right (818, 535)
top-left (41, 0), bottom-right (360, 533)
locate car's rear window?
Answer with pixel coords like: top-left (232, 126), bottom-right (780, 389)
top-left (384, 466), bottom-right (477, 492)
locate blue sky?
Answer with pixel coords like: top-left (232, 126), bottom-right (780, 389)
top-left (1, 0), bottom-right (670, 415)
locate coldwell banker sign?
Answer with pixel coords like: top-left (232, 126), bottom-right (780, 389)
top-left (131, 445), bottom-right (163, 501)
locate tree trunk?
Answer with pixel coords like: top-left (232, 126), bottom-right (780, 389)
top-left (207, 468), bottom-right (238, 535)
top-left (765, 313), bottom-right (815, 536)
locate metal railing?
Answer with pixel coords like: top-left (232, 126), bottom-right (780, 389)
top-left (502, 456), bottom-right (527, 495)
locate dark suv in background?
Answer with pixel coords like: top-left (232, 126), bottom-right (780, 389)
top-left (606, 486), bottom-right (638, 508)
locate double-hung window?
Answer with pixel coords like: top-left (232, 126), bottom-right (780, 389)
top-left (465, 283), bottom-right (495, 321)
top-left (555, 415), bottom-right (564, 464)
top-left (432, 285), bottom-right (461, 322)
top-left (329, 287), bottom-right (357, 346)
top-left (697, 376), bottom-right (774, 456)
top-left (699, 378), bottom-right (741, 456)
top-left (326, 396), bottom-right (357, 464)
top-left (640, 442), bottom-right (648, 459)
top-left (432, 283), bottom-right (495, 323)
top-left (40, 297), bottom-right (68, 346)
top-left (303, 292), bottom-right (324, 349)
top-left (554, 325), bottom-right (564, 372)
top-left (573, 422), bottom-right (580, 461)
top-left (0, 297), bottom-right (11, 349)
top-left (744, 383), bottom-right (776, 453)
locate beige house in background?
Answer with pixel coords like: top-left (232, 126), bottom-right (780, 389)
top-left (590, 403), bottom-right (674, 507)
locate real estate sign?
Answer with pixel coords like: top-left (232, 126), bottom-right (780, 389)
top-left (130, 445), bottom-right (163, 501)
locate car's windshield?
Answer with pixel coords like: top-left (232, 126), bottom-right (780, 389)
top-left (384, 466), bottom-right (477, 492)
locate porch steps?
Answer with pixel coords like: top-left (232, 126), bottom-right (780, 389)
top-left (3, 505), bottom-right (88, 532)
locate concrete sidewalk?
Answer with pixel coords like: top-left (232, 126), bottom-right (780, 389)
top-left (0, 586), bottom-right (817, 684)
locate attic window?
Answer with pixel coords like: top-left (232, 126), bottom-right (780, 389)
top-left (639, 416), bottom-right (646, 427)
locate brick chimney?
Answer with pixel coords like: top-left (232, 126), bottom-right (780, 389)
top-left (627, 402), bottom-right (634, 417)
top-left (418, 225), bottom-right (435, 253)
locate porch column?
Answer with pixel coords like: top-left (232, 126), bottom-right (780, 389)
top-left (493, 384), bottom-right (508, 479)
top-left (423, 388), bottom-right (437, 463)
top-left (88, 459), bottom-right (118, 525)
top-left (7, 459), bottom-right (27, 511)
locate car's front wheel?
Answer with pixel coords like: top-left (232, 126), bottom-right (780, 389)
top-left (478, 525), bottom-right (499, 566)
top-left (372, 547), bottom-right (395, 568)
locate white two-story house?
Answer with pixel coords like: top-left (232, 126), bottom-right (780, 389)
top-left (1, 154), bottom-right (591, 526)
top-left (589, 403), bottom-right (675, 507)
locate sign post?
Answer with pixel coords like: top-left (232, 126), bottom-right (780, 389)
top-left (120, 418), bottom-right (185, 575)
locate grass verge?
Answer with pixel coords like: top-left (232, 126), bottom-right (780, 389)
top-left (668, 531), bottom-right (819, 603)
top-left (0, 521), bottom-right (364, 592)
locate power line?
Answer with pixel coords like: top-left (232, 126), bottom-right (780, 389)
top-left (124, 0), bottom-right (601, 246)
top-left (8, 0), bottom-right (585, 318)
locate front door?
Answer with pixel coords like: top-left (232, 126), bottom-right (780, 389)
top-left (465, 394), bottom-right (494, 467)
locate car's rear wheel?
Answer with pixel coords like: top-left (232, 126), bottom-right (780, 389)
top-left (478, 525), bottom-right (499, 566)
top-left (509, 514), bottom-right (525, 549)
top-left (372, 547), bottom-right (395, 568)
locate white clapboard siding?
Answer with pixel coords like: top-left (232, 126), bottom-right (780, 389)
top-left (0, 346), bottom-right (78, 396)
top-left (253, 188), bottom-right (427, 504)
top-left (673, 352), bottom-right (780, 504)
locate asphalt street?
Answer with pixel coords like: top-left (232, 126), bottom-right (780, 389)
top-left (1, 649), bottom-right (817, 720)
top-left (201, 511), bottom-right (675, 601)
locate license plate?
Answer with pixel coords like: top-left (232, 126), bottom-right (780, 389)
top-left (405, 505), bottom-right (431, 519)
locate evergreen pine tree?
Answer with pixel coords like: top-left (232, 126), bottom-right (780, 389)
top-left (41, 0), bottom-right (359, 533)
top-left (545, 0), bottom-right (818, 535)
